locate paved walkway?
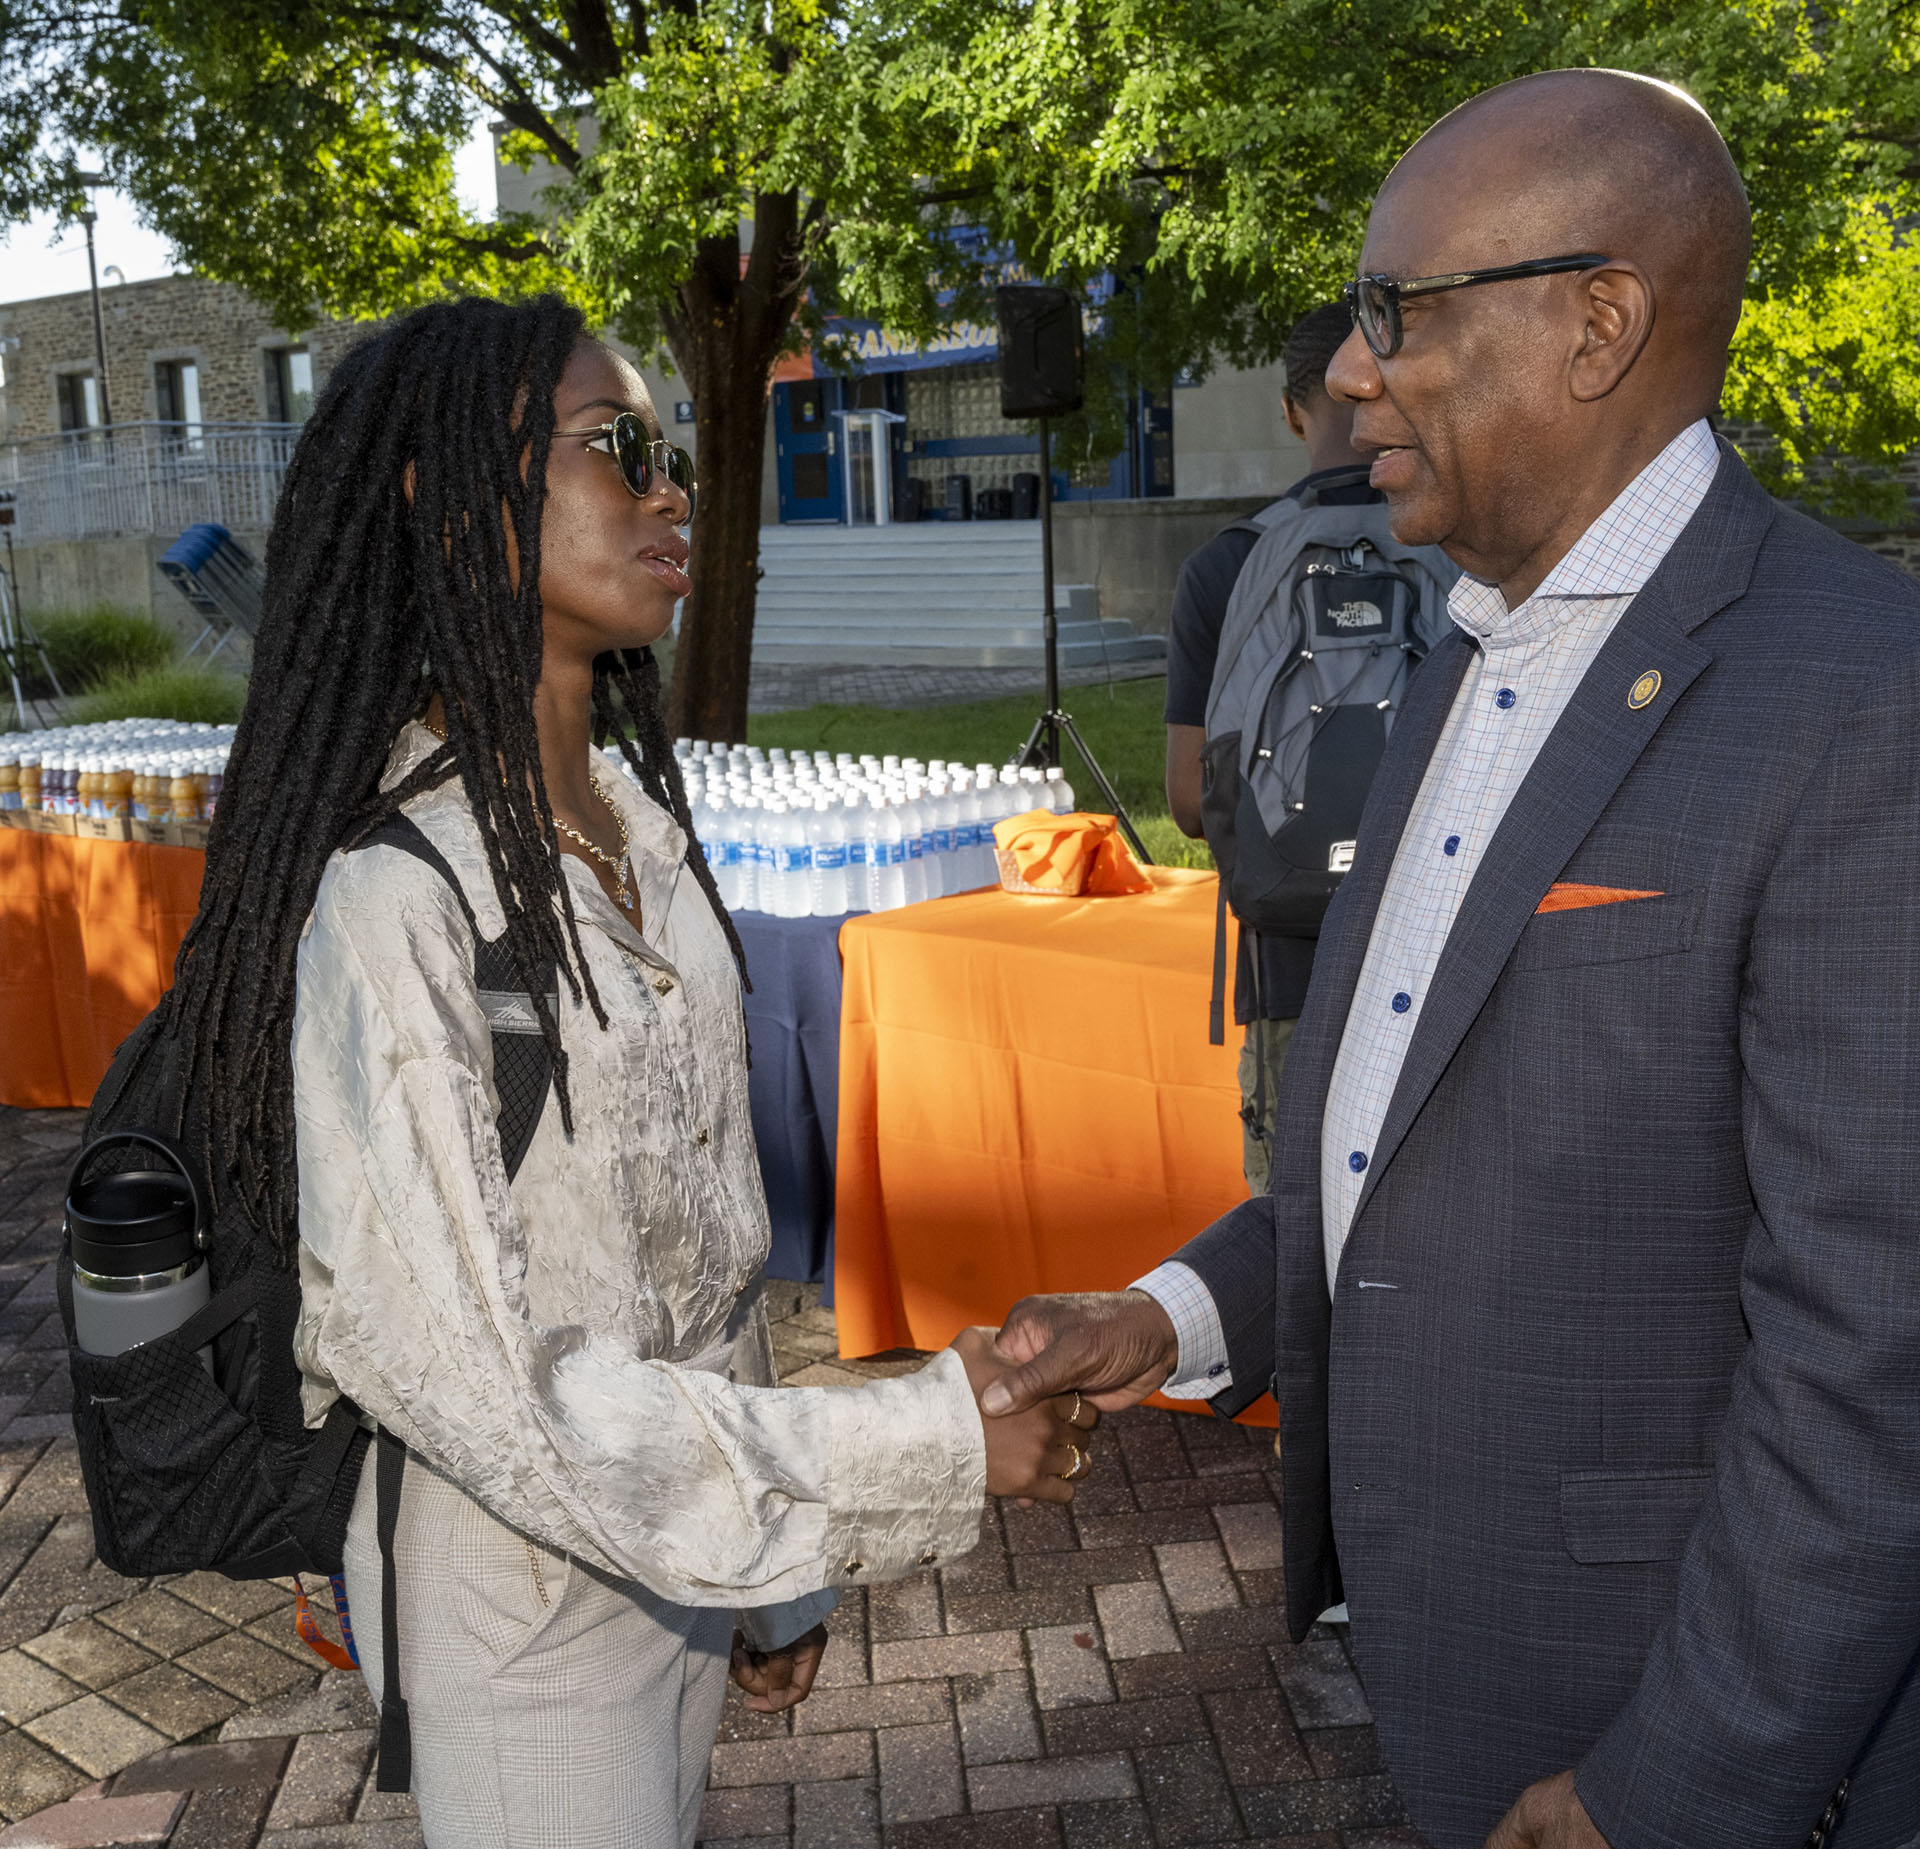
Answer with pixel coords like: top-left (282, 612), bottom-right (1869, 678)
top-left (0, 1108), bottom-right (1416, 1848)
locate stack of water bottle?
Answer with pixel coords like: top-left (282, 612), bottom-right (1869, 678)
top-left (658, 742), bottom-right (1075, 917)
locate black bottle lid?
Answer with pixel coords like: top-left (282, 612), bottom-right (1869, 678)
top-left (67, 1170), bottom-right (199, 1278)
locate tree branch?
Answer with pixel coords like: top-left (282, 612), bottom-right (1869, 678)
top-left (556, 0), bottom-right (625, 85)
top-left (470, 0), bottom-right (594, 85)
top-left (361, 28), bottom-right (581, 173)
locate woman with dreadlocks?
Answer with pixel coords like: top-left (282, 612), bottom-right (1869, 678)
top-left (170, 295), bottom-right (1093, 1846)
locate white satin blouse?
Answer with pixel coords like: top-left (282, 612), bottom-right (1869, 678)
top-left (291, 723), bottom-right (985, 1646)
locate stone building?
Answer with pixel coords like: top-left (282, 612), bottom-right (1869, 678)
top-left (0, 274), bottom-right (370, 445)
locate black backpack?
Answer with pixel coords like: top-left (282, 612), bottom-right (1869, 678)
top-left (1197, 475), bottom-right (1456, 1041)
top-left (58, 811), bottom-right (555, 1789)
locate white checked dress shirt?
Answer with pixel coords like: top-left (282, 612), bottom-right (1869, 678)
top-left (1141, 419), bottom-right (1721, 1393)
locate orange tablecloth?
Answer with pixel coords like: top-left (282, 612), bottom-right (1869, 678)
top-left (833, 866), bottom-right (1276, 1425)
top-left (0, 830), bottom-right (205, 1108)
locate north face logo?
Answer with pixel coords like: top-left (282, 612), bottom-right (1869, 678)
top-left (1329, 601), bottom-right (1384, 629)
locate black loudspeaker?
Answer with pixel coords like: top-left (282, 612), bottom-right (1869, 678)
top-left (977, 488), bottom-right (1014, 520)
top-left (901, 476), bottom-right (927, 522)
top-left (1011, 473), bottom-right (1040, 519)
top-left (997, 286), bottom-right (1084, 419)
top-left (945, 474), bottom-right (973, 521)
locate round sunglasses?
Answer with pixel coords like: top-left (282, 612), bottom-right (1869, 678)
top-left (1345, 253), bottom-right (1611, 359)
top-left (553, 411), bottom-right (699, 523)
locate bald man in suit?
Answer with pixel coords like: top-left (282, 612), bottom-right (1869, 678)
top-left (981, 71), bottom-right (1920, 1849)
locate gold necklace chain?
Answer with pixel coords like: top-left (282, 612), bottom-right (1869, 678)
top-left (420, 710), bottom-right (634, 912)
top-left (553, 788), bottom-right (634, 912)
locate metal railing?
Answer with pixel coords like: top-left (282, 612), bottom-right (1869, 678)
top-left (0, 421), bottom-right (300, 544)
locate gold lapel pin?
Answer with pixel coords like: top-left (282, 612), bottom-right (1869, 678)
top-left (1628, 670), bottom-right (1661, 711)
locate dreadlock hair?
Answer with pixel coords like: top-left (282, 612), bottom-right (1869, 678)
top-left (1282, 302), bottom-right (1355, 403)
top-left (159, 293), bottom-right (739, 1259)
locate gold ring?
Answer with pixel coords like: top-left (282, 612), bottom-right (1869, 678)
top-left (1067, 1392), bottom-right (1084, 1429)
top-left (1058, 1444), bottom-right (1091, 1482)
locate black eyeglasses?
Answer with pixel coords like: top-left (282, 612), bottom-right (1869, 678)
top-left (552, 412), bottom-right (698, 523)
top-left (1344, 253), bottom-right (1611, 359)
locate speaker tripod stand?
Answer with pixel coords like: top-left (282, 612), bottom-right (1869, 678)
top-left (1011, 416), bottom-right (1153, 863)
top-left (0, 514), bottom-right (63, 728)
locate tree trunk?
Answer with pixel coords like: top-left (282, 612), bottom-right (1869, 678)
top-left (670, 347), bottom-right (773, 742)
top-left (664, 192), bottom-right (810, 743)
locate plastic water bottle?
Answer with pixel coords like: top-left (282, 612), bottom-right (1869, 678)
top-left (893, 784), bottom-right (927, 905)
top-left (701, 794), bottom-right (738, 909)
top-left (808, 795), bottom-right (850, 915)
top-left (952, 774), bottom-right (989, 891)
top-left (767, 797), bottom-right (812, 917)
top-left (1045, 766), bottom-right (1075, 813)
top-left (842, 793), bottom-right (869, 908)
top-left (926, 781), bottom-right (959, 898)
top-left (688, 782), bottom-right (715, 868)
top-left (868, 796), bottom-right (907, 911)
top-left (741, 794), bottom-right (770, 913)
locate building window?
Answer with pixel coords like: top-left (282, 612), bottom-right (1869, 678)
top-left (155, 358), bottom-right (203, 447)
top-left (56, 370), bottom-right (102, 436)
top-left (266, 346), bottom-right (314, 422)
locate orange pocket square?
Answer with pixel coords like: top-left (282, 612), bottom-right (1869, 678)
top-left (1535, 882), bottom-right (1664, 914)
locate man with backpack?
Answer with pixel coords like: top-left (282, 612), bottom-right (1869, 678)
top-left (1164, 304), bottom-right (1456, 1190)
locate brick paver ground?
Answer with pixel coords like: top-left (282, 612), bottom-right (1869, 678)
top-left (0, 1106), bottom-right (1416, 1848)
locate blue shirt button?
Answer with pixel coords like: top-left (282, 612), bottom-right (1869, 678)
top-left (1391, 992), bottom-right (1411, 1013)
top-left (1349, 1150), bottom-right (1368, 1173)
top-left (1443, 835), bottom-right (1461, 856)
top-left (1207, 1362), bottom-right (1227, 1378)
top-left (1495, 687), bottom-right (1516, 709)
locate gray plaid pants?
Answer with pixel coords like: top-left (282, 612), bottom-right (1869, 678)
top-left (341, 1443), bottom-right (732, 1848)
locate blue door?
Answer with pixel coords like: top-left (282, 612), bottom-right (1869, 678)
top-left (774, 381), bottom-right (844, 522)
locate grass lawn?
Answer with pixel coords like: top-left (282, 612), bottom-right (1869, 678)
top-left (746, 675), bottom-right (1213, 869)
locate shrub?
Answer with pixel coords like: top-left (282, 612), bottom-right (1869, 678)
top-left (70, 665), bottom-right (247, 725)
top-left (30, 606), bottom-right (178, 693)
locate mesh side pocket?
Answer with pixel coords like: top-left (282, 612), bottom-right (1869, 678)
top-left (63, 1267), bottom-right (291, 1576)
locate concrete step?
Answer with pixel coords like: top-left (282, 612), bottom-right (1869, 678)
top-left (753, 617), bottom-right (1150, 648)
top-left (755, 598), bottom-right (1113, 631)
top-left (751, 635), bottom-right (1166, 669)
top-left (747, 524), bottom-right (1166, 669)
top-left (757, 595), bottom-right (1090, 620)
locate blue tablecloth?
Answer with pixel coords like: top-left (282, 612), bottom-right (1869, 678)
top-left (734, 908), bottom-right (857, 1298)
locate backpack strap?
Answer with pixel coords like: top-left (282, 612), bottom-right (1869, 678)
top-left (1209, 876), bottom-right (1228, 1048)
top-left (372, 1425), bottom-right (413, 1792)
top-left (351, 812), bottom-right (557, 1184)
top-left (347, 813), bottom-right (559, 1796)
top-left (1290, 464), bottom-right (1374, 511)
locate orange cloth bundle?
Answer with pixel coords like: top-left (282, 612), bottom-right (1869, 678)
top-left (991, 808), bottom-right (1154, 897)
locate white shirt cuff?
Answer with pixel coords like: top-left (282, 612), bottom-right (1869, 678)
top-left (1130, 1262), bottom-right (1233, 1399)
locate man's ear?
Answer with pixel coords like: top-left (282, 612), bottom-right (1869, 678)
top-left (1282, 394), bottom-right (1308, 442)
top-left (401, 457), bottom-right (417, 506)
top-left (1569, 263), bottom-right (1655, 403)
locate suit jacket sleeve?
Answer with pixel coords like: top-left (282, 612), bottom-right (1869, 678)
top-left (1576, 650), bottom-right (1920, 1845)
top-left (1172, 1196), bottom-right (1279, 1420)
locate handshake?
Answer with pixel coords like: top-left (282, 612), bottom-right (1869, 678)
top-left (948, 1288), bottom-right (1183, 1503)
top-left (731, 1291), bottom-right (1183, 1718)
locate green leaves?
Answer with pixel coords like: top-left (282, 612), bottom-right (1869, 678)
top-left (3, 0), bottom-right (1912, 514)
top-left (906, 0), bottom-right (1920, 512)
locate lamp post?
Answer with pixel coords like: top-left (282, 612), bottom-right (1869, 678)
top-left (73, 170), bottom-right (113, 429)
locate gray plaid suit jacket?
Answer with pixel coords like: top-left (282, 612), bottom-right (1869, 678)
top-left (1176, 444), bottom-right (1920, 1849)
